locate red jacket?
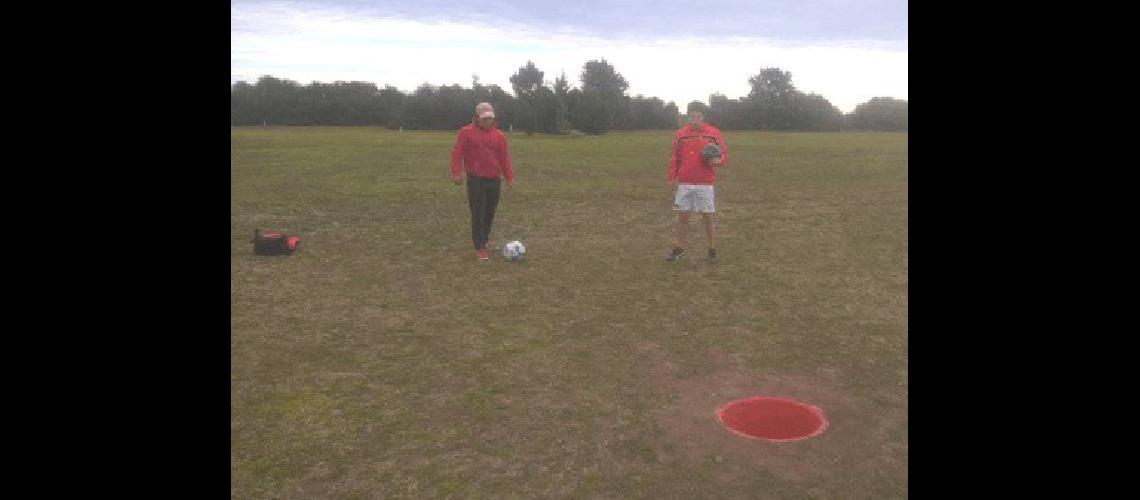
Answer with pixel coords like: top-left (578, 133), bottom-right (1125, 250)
top-left (669, 123), bottom-right (727, 185)
top-left (451, 124), bottom-right (514, 182)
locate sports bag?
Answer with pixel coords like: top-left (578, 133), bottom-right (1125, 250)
top-left (251, 229), bottom-right (300, 255)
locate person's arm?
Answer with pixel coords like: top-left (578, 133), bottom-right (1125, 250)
top-left (450, 129), bottom-right (465, 183)
top-left (498, 132), bottom-right (514, 185)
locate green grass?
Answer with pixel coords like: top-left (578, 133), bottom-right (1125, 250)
top-left (232, 127), bottom-right (908, 498)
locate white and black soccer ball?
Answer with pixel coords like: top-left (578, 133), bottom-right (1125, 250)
top-left (502, 240), bottom-right (526, 261)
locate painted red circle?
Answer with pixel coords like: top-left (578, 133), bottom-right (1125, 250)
top-left (716, 396), bottom-right (828, 441)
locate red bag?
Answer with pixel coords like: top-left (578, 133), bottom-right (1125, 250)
top-left (251, 229), bottom-right (300, 255)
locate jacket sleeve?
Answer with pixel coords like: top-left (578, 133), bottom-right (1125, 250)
top-left (668, 131), bottom-right (681, 182)
top-left (498, 132), bottom-right (514, 183)
top-left (450, 129), bottom-right (464, 179)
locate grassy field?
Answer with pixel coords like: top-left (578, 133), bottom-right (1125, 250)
top-left (231, 127), bottom-right (908, 498)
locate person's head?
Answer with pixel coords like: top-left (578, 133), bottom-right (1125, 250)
top-left (686, 101), bottom-right (707, 129)
top-left (474, 102), bottom-right (496, 129)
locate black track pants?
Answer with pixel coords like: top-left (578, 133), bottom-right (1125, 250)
top-left (466, 176), bottom-right (501, 250)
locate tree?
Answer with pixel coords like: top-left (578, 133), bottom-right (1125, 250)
top-left (747, 68), bottom-right (797, 129)
top-left (570, 88), bottom-right (610, 134)
top-left (400, 83), bottom-right (439, 129)
top-left (708, 93), bottom-right (750, 130)
top-left (630, 95), bottom-right (675, 129)
top-left (580, 59), bottom-right (629, 129)
top-left (532, 86), bottom-right (561, 134)
top-left (580, 59), bottom-right (628, 98)
top-left (436, 84), bottom-right (471, 129)
top-left (510, 61), bottom-right (544, 99)
top-left (748, 68), bottom-right (795, 99)
top-left (375, 85), bottom-right (405, 129)
top-left (611, 96), bottom-right (635, 130)
top-left (553, 71), bottom-right (573, 133)
top-left (510, 61), bottom-right (547, 134)
top-left (230, 81), bottom-right (256, 125)
top-left (789, 92), bottom-right (844, 131)
top-left (847, 97), bottom-right (908, 131)
top-left (252, 75), bottom-right (304, 125)
top-left (553, 71), bottom-right (571, 101)
top-left (484, 85), bottom-right (516, 130)
top-left (664, 101), bottom-right (680, 128)
top-left (512, 98), bottom-right (536, 133)
top-left (229, 68), bottom-right (861, 132)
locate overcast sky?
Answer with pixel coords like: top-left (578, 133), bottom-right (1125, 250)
top-left (231, 0), bottom-right (907, 113)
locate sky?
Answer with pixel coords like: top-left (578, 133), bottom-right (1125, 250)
top-left (231, 0), bottom-right (907, 113)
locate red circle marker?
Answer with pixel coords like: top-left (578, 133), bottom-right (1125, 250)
top-left (716, 396), bottom-right (828, 442)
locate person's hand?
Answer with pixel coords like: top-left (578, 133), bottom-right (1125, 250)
top-left (452, 175), bottom-right (462, 185)
top-left (709, 158), bottom-right (723, 168)
top-left (669, 179), bottom-right (677, 191)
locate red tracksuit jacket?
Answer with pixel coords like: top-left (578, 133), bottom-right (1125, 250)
top-left (450, 124), bottom-right (514, 182)
top-left (669, 123), bottom-right (728, 185)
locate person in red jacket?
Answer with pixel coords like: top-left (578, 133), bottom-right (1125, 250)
top-left (667, 101), bottom-right (727, 263)
top-left (451, 102), bottom-right (515, 261)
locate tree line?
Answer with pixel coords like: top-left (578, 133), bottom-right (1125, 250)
top-left (231, 59), bottom-right (907, 132)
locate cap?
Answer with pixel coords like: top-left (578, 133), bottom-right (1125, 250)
top-left (476, 102), bottom-right (495, 119)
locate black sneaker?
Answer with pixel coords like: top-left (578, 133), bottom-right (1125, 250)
top-left (708, 248), bottom-right (717, 263)
top-left (666, 247), bottom-right (685, 261)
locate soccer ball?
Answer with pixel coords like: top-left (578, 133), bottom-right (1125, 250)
top-left (503, 240), bottom-right (526, 261)
top-left (701, 143), bottom-right (722, 162)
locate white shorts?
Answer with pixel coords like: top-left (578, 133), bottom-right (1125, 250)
top-left (673, 184), bottom-right (716, 213)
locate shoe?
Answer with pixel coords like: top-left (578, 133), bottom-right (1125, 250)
top-left (665, 247), bottom-right (685, 261)
top-left (708, 248), bottom-right (717, 263)
top-left (476, 249), bottom-right (489, 261)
